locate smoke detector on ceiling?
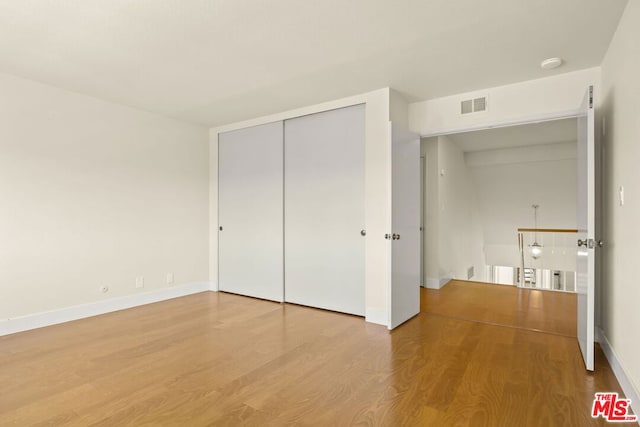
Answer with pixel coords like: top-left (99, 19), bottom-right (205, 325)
top-left (540, 57), bottom-right (563, 70)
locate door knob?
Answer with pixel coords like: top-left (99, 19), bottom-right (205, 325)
top-left (578, 238), bottom-right (597, 248)
top-left (360, 229), bottom-right (366, 236)
top-left (219, 226), bottom-right (223, 231)
top-left (385, 234), bottom-right (392, 240)
top-left (392, 233), bottom-right (400, 240)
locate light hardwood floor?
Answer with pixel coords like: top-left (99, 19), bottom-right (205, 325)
top-left (422, 280), bottom-right (577, 337)
top-left (0, 283), bottom-right (626, 426)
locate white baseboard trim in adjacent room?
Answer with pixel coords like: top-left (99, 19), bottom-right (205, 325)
top-left (425, 277), bottom-right (453, 289)
top-left (425, 278), bottom-right (441, 289)
top-left (365, 307), bottom-right (388, 327)
top-left (439, 276), bottom-right (453, 288)
top-left (0, 281), bottom-right (213, 337)
top-left (597, 327), bottom-right (640, 423)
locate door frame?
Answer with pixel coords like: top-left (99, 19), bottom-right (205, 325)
top-left (420, 154), bottom-right (426, 287)
top-left (420, 109), bottom-right (581, 139)
top-left (419, 104), bottom-right (601, 371)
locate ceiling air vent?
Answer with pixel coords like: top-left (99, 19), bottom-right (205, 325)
top-left (460, 96), bottom-right (488, 115)
top-left (461, 99), bottom-right (473, 114)
top-left (473, 97), bottom-right (486, 112)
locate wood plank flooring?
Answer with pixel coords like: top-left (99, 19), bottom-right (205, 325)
top-left (421, 280), bottom-right (577, 337)
top-left (0, 285), bottom-right (626, 426)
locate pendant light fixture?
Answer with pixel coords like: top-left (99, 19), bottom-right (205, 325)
top-left (529, 204), bottom-right (543, 259)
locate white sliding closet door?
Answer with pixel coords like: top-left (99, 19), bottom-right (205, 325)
top-left (218, 122), bottom-right (283, 302)
top-left (284, 105), bottom-right (366, 316)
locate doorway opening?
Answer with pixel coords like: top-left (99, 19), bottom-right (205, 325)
top-left (415, 86), bottom-right (595, 371)
top-left (419, 117), bottom-right (579, 293)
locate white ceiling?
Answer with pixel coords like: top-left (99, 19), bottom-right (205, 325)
top-left (0, 0), bottom-right (628, 127)
top-left (448, 118), bottom-right (577, 152)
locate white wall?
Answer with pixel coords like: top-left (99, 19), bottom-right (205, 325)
top-left (421, 136), bottom-right (485, 287)
top-left (437, 136), bottom-right (486, 282)
top-left (600, 0), bottom-right (640, 407)
top-left (0, 72), bottom-right (210, 321)
top-left (409, 68), bottom-right (600, 136)
top-left (467, 143), bottom-right (577, 271)
top-left (389, 89), bottom-right (410, 129)
top-left (421, 138), bottom-right (439, 287)
top-left (209, 88), bottom-right (392, 326)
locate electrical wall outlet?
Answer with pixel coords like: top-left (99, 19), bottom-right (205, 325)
top-left (166, 273), bottom-right (174, 285)
top-left (135, 276), bottom-right (144, 288)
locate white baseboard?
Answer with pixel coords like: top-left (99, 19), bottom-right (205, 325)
top-left (365, 307), bottom-right (388, 327)
top-left (440, 276), bottom-right (453, 287)
top-left (597, 327), bottom-right (640, 424)
top-left (0, 281), bottom-right (212, 337)
top-left (425, 277), bottom-right (453, 289)
top-left (425, 278), bottom-right (440, 289)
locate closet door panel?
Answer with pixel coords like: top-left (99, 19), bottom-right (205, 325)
top-left (218, 122), bottom-right (283, 302)
top-left (284, 105), bottom-right (365, 315)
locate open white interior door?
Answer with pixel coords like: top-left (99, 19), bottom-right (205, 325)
top-left (389, 123), bottom-right (421, 329)
top-left (576, 86), bottom-right (596, 371)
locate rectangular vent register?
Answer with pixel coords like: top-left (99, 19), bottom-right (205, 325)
top-left (461, 96), bottom-right (487, 115)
